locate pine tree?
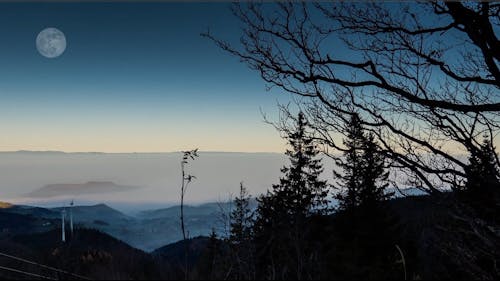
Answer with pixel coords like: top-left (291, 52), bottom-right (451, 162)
top-left (230, 182), bottom-right (253, 244)
top-left (229, 183), bottom-right (255, 280)
top-left (464, 135), bottom-right (500, 216)
top-left (335, 114), bottom-right (390, 211)
top-left (254, 111), bottom-right (329, 239)
top-left (359, 132), bottom-right (391, 208)
top-left (333, 115), bottom-right (396, 279)
top-left (201, 229), bottom-right (222, 280)
top-left (271, 112), bottom-right (330, 218)
top-left (335, 114), bottom-right (366, 210)
top-left (253, 111), bottom-right (330, 279)
top-left (466, 136), bottom-right (500, 192)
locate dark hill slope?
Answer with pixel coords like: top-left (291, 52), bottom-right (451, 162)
top-left (388, 194), bottom-right (499, 280)
top-left (0, 228), bottom-right (171, 280)
top-left (151, 194), bottom-right (499, 280)
top-left (0, 194), bottom-right (497, 279)
top-left (317, 194), bottom-right (500, 280)
top-left (0, 211), bottom-right (57, 237)
top-left (153, 236), bottom-right (211, 266)
top-left (0, 205), bottom-right (59, 219)
top-left (153, 236), bottom-right (230, 280)
top-left (51, 204), bottom-right (132, 223)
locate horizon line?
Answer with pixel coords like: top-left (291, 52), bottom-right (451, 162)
top-left (0, 149), bottom-right (285, 154)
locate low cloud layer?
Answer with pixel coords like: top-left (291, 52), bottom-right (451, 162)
top-left (26, 181), bottom-right (140, 198)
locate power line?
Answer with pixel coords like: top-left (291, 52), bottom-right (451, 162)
top-left (0, 251), bottom-right (90, 280)
top-left (0, 265), bottom-right (56, 280)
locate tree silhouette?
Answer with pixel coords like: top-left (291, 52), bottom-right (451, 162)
top-left (466, 136), bottom-right (500, 192)
top-left (335, 114), bottom-right (390, 211)
top-left (253, 112), bottom-right (329, 279)
top-left (203, 1), bottom-right (500, 194)
top-left (230, 183), bottom-right (253, 244)
top-left (275, 112), bottom-right (329, 216)
top-left (464, 136), bottom-right (500, 217)
top-left (359, 132), bottom-right (391, 208)
top-left (229, 183), bottom-right (255, 280)
top-left (179, 148), bottom-right (199, 280)
top-left (335, 114), bottom-right (366, 210)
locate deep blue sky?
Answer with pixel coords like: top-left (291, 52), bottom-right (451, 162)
top-left (0, 2), bottom-right (288, 152)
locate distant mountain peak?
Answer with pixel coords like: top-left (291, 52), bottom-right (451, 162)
top-left (15, 150), bottom-right (66, 154)
top-left (26, 181), bottom-right (140, 198)
top-left (86, 203), bottom-right (116, 210)
top-left (93, 203), bottom-right (109, 207)
top-left (50, 203), bottom-right (132, 223)
top-left (0, 150), bottom-right (106, 155)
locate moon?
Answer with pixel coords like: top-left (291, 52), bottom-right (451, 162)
top-left (36, 27), bottom-right (66, 58)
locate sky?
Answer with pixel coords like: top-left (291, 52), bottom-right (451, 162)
top-left (0, 2), bottom-right (496, 154)
top-left (0, 1), bottom-right (289, 153)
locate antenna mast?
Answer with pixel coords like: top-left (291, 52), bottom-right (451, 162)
top-left (61, 209), bottom-right (66, 242)
top-left (69, 200), bottom-right (74, 236)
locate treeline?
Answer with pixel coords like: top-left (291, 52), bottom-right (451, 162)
top-left (190, 112), bottom-right (500, 280)
top-left (198, 2), bottom-right (500, 278)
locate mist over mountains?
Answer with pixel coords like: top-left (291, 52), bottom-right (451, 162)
top-left (27, 181), bottom-right (139, 198)
top-left (0, 151), bottom-right (298, 212)
top-left (0, 200), bottom-right (238, 252)
top-left (0, 150), bottom-right (429, 214)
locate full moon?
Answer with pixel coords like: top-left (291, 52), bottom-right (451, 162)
top-left (36, 27), bottom-right (66, 58)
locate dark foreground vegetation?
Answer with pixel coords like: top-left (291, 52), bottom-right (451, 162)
top-left (191, 194), bottom-right (499, 280)
top-left (201, 1), bottom-right (500, 279)
top-left (0, 192), bottom-right (498, 280)
top-left (182, 112), bottom-right (499, 280)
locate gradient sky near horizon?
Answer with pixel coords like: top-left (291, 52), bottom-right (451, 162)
top-left (0, 1), bottom-right (290, 153)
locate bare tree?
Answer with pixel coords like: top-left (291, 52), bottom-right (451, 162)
top-left (203, 1), bottom-right (500, 194)
top-left (180, 148), bottom-right (199, 280)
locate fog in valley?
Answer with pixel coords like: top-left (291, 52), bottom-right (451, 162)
top-left (0, 151), bottom-right (336, 213)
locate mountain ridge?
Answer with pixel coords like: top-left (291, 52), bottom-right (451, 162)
top-left (0, 150), bottom-right (285, 155)
top-left (26, 181), bottom-right (140, 198)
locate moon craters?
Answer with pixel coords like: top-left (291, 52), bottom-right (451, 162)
top-left (36, 27), bottom-right (66, 58)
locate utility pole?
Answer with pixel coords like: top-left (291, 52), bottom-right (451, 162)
top-left (69, 200), bottom-right (74, 236)
top-left (61, 209), bottom-right (66, 242)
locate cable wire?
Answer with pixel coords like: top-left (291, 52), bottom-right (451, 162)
top-left (0, 265), bottom-right (56, 280)
top-left (0, 251), bottom-right (90, 280)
